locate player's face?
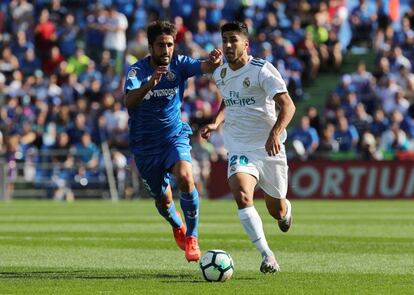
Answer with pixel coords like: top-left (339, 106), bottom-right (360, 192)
top-left (222, 31), bottom-right (248, 64)
top-left (150, 34), bottom-right (175, 66)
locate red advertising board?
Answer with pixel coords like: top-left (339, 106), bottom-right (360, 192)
top-left (207, 160), bottom-right (414, 199)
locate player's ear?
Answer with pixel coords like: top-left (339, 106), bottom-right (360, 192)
top-left (244, 38), bottom-right (249, 49)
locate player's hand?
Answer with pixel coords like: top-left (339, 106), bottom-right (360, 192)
top-left (209, 49), bottom-right (223, 65)
top-left (150, 66), bottom-right (168, 87)
top-left (200, 124), bottom-right (217, 139)
top-left (265, 132), bottom-right (282, 156)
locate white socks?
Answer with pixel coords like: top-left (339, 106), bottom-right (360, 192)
top-left (238, 206), bottom-right (273, 257)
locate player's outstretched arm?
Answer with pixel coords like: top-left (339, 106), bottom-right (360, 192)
top-left (200, 100), bottom-right (225, 139)
top-left (200, 49), bottom-right (223, 74)
top-left (265, 92), bottom-right (296, 156)
top-left (124, 66), bottom-right (168, 109)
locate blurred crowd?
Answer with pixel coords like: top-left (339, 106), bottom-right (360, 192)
top-left (0, 0), bottom-right (413, 199)
top-left (288, 0), bottom-right (414, 161)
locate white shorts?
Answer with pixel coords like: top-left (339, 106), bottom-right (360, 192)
top-left (227, 147), bottom-right (288, 199)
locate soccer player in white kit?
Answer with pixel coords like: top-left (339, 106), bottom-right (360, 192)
top-left (201, 21), bottom-right (296, 273)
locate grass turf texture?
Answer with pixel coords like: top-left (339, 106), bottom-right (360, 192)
top-left (0, 200), bottom-right (413, 294)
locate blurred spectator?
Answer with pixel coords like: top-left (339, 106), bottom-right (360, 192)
top-left (0, 47), bottom-right (19, 81)
top-left (324, 92), bottom-right (342, 123)
top-left (334, 116), bottom-right (359, 151)
top-left (84, 78), bottom-right (104, 105)
top-left (102, 5), bottom-right (128, 74)
top-left (126, 28), bottom-right (148, 61)
top-left (34, 8), bottom-right (57, 62)
top-left (389, 46), bottom-right (412, 73)
top-left (297, 30), bottom-right (320, 82)
top-left (341, 91), bottom-right (358, 119)
top-left (348, 0), bottom-right (377, 49)
top-left (306, 106), bottom-right (322, 135)
top-left (395, 65), bottom-right (414, 102)
top-left (49, 0), bottom-right (68, 25)
top-left (11, 30), bottom-right (33, 61)
top-left (199, 0), bottom-right (224, 32)
top-left (102, 99), bottom-right (128, 148)
top-left (370, 108), bottom-right (389, 138)
top-left (18, 121), bottom-right (38, 161)
top-left (380, 122), bottom-right (410, 152)
top-left (112, 150), bottom-right (127, 198)
top-left (306, 13), bottom-right (329, 69)
top-left (171, 0), bottom-right (195, 28)
top-left (75, 132), bottom-right (100, 171)
top-left (208, 123), bottom-right (226, 161)
top-left (57, 13), bottom-right (79, 58)
top-left (393, 16), bottom-right (414, 51)
top-left (85, 3), bottom-right (106, 62)
top-left (383, 90), bottom-right (410, 115)
top-left (351, 61), bottom-right (374, 101)
top-left (66, 47), bottom-right (90, 76)
top-left (374, 76), bottom-right (399, 115)
top-left (66, 113), bottom-right (90, 145)
top-left (61, 73), bottom-right (84, 104)
top-left (191, 130), bottom-right (215, 194)
top-left (351, 102), bottom-right (372, 137)
top-left (289, 115), bottom-right (319, 160)
top-left (20, 48), bottom-right (41, 76)
top-left (316, 123), bottom-right (339, 158)
top-left (73, 132), bottom-right (101, 190)
top-left (42, 46), bottom-right (64, 75)
top-left (391, 109), bottom-right (414, 139)
top-left (79, 61), bottom-right (102, 89)
top-left (10, 0), bottom-right (34, 35)
top-left (193, 20), bottom-right (213, 51)
top-left (52, 132), bottom-right (75, 200)
top-left (372, 56), bottom-right (391, 81)
top-left (360, 130), bottom-right (382, 160)
top-left (325, 29), bottom-right (342, 71)
top-left (405, 1), bottom-right (414, 27)
top-left (284, 16), bottom-right (305, 47)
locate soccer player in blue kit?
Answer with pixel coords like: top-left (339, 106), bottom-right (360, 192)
top-left (124, 21), bottom-right (222, 262)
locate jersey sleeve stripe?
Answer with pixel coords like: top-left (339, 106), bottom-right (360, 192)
top-left (251, 61), bottom-right (265, 67)
top-left (252, 58), bottom-right (265, 63)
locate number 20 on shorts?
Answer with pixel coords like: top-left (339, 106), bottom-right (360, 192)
top-left (229, 155), bottom-right (249, 166)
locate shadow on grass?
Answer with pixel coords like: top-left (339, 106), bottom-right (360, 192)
top-left (0, 270), bottom-right (257, 283)
top-left (0, 270), bottom-right (200, 282)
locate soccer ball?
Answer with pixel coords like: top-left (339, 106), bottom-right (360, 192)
top-left (199, 250), bottom-right (234, 282)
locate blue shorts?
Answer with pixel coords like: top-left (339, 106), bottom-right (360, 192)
top-left (134, 133), bottom-right (192, 199)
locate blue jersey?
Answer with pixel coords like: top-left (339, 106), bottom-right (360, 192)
top-left (124, 55), bottom-right (202, 155)
top-left (289, 127), bottom-right (319, 152)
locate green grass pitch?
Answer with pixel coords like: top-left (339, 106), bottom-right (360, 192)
top-left (0, 199), bottom-right (413, 294)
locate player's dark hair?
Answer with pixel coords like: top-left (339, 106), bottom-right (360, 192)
top-left (221, 21), bottom-right (249, 37)
top-left (147, 21), bottom-right (177, 45)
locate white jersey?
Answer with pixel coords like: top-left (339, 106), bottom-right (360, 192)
top-left (212, 56), bottom-right (288, 152)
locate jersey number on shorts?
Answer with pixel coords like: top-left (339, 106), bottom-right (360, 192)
top-left (229, 155), bottom-right (249, 166)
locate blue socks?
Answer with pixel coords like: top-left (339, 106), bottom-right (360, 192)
top-left (156, 201), bottom-right (182, 229)
top-left (180, 189), bottom-right (199, 237)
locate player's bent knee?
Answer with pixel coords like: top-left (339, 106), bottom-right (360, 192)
top-left (155, 198), bottom-right (173, 210)
top-left (176, 174), bottom-right (195, 192)
top-left (234, 192), bottom-right (253, 208)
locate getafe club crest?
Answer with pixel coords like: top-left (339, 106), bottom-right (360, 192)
top-left (127, 69), bottom-right (136, 79)
top-left (166, 71), bottom-right (176, 81)
top-left (220, 68), bottom-right (227, 79)
top-left (243, 77), bottom-right (250, 88)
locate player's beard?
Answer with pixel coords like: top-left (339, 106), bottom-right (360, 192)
top-left (226, 49), bottom-right (243, 65)
top-left (153, 54), bottom-right (171, 66)
top-left (225, 54), bottom-right (236, 64)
